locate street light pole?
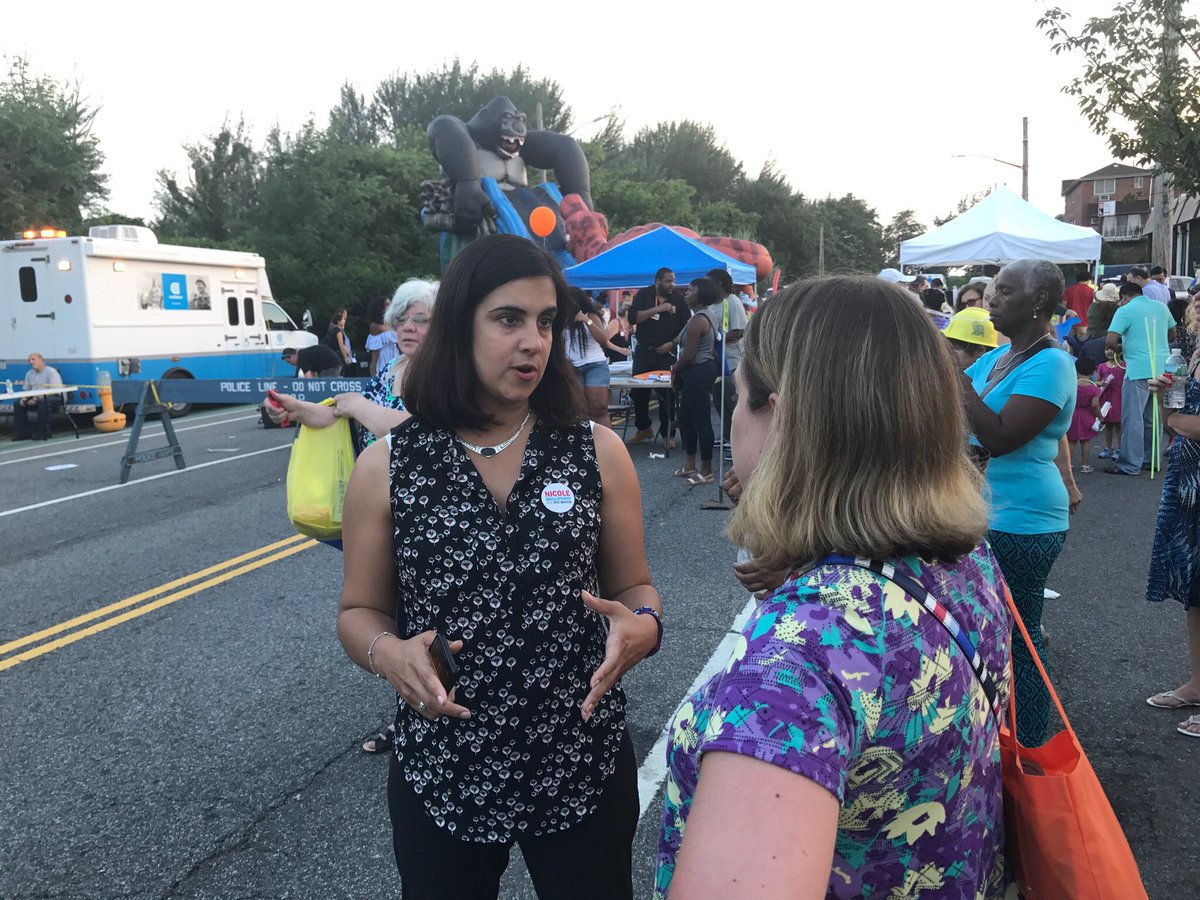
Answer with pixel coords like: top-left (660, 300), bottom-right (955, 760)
top-left (950, 117), bottom-right (1029, 201)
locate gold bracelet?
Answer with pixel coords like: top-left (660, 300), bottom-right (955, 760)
top-left (367, 631), bottom-right (395, 678)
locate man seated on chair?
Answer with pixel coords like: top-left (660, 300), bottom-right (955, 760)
top-left (12, 352), bottom-right (64, 441)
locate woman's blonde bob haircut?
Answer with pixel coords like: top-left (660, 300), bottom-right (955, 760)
top-left (728, 276), bottom-right (989, 571)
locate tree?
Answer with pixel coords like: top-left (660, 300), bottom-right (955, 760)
top-left (882, 209), bottom-right (925, 267)
top-left (244, 125), bottom-right (440, 328)
top-left (1038, 1), bottom-right (1200, 195)
top-left (613, 121), bottom-right (746, 205)
top-left (328, 82), bottom-right (378, 146)
top-left (0, 57), bottom-right (108, 234)
top-left (932, 188), bottom-right (992, 227)
top-left (370, 59), bottom-right (572, 140)
top-left (154, 119), bottom-right (261, 243)
top-left (590, 173), bottom-right (697, 234)
top-left (734, 162), bottom-right (819, 279)
top-left (814, 195), bottom-right (887, 274)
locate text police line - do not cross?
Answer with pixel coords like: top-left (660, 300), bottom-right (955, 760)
top-left (109, 378), bottom-right (373, 407)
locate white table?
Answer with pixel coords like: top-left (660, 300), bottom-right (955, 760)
top-left (0, 385), bottom-right (82, 438)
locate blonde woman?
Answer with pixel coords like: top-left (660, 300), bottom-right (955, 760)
top-left (657, 277), bottom-right (1010, 898)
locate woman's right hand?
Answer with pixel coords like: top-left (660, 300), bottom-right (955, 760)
top-left (732, 557), bottom-right (790, 597)
top-left (1148, 373), bottom-right (1171, 395)
top-left (721, 468), bottom-right (742, 502)
top-left (264, 389), bottom-right (300, 425)
top-left (373, 631), bottom-right (471, 721)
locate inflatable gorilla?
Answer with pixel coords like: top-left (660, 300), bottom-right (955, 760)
top-left (423, 96), bottom-right (772, 280)
top-left (424, 97), bottom-right (604, 258)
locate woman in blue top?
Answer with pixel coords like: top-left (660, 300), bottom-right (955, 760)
top-left (963, 259), bottom-right (1077, 746)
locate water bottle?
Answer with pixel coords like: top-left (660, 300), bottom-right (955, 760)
top-left (1164, 347), bottom-right (1188, 409)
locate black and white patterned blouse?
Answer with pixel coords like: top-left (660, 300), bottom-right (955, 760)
top-left (388, 416), bottom-right (627, 843)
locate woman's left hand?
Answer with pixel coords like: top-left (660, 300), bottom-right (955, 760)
top-left (580, 591), bottom-right (658, 721)
top-left (1067, 482), bottom-right (1083, 515)
top-left (331, 391), bottom-right (367, 420)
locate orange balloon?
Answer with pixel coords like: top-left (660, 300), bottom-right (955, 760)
top-left (529, 206), bottom-right (557, 238)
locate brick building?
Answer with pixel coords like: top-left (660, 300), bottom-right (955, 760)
top-left (1061, 163), bottom-right (1154, 264)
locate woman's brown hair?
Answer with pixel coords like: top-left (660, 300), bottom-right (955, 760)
top-left (402, 234), bottom-right (583, 431)
top-left (728, 276), bottom-right (988, 571)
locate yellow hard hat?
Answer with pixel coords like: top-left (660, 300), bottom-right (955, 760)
top-left (942, 306), bottom-right (998, 347)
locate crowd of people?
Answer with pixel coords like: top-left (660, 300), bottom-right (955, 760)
top-left (256, 236), bottom-right (1200, 898)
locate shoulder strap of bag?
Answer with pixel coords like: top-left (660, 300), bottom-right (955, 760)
top-left (816, 554), bottom-right (1003, 725)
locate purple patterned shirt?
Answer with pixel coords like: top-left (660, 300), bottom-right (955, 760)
top-left (656, 545), bottom-right (1011, 898)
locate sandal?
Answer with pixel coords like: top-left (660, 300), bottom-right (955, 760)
top-left (1147, 690), bottom-right (1200, 709)
top-left (362, 724), bottom-right (396, 754)
top-left (1177, 714), bottom-right (1200, 738)
top-left (684, 472), bottom-right (715, 487)
top-left (1080, 465), bottom-right (1094, 474)
top-left (674, 467), bottom-right (699, 478)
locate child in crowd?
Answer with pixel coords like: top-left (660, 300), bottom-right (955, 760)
top-left (1096, 347), bottom-right (1126, 461)
top-left (1068, 356), bottom-right (1103, 473)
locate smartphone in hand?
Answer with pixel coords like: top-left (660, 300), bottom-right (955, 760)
top-left (428, 633), bottom-right (459, 691)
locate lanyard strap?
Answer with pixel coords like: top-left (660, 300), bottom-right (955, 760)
top-left (818, 555), bottom-right (1002, 724)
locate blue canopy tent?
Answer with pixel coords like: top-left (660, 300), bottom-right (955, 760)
top-left (562, 226), bottom-right (756, 289)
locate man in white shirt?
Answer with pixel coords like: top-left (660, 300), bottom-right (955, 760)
top-left (13, 352), bottom-right (64, 441)
top-left (1132, 265), bottom-right (1172, 305)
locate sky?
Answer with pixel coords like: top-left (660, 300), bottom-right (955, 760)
top-left (1, 0), bottom-right (1172, 234)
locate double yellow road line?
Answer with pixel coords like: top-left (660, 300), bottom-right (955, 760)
top-left (0, 534), bottom-right (318, 672)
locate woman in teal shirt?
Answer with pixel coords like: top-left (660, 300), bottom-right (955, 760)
top-left (963, 259), bottom-right (1077, 746)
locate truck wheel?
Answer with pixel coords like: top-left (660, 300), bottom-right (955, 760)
top-left (162, 370), bottom-right (193, 417)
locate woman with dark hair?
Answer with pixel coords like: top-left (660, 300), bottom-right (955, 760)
top-left (565, 288), bottom-right (613, 428)
top-left (658, 276), bottom-right (1008, 897)
top-left (672, 277), bottom-right (724, 487)
top-left (954, 281), bottom-right (987, 313)
top-left (962, 259), bottom-right (1077, 747)
top-left (337, 234), bottom-right (662, 899)
top-left (1145, 287), bottom-right (1200, 738)
top-left (605, 300), bottom-right (633, 364)
top-left (324, 308), bottom-right (354, 375)
top-left (364, 295), bottom-right (399, 377)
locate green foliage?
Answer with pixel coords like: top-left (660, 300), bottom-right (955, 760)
top-left (591, 173), bottom-right (697, 234)
top-left (1038, 1), bottom-right (1200, 195)
top-left (814, 195), bottom-right (887, 274)
top-left (613, 121), bottom-right (746, 204)
top-left (696, 200), bottom-right (758, 239)
top-left (882, 209), bottom-right (926, 266)
top-left (370, 59), bottom-right (573, 140)
top-left (932, 188), bottom-right (991, 228)
top-left (154, 119), bottom-right (261, 243)
top-left (0, 57), bottom-right (108, 234)
top-left (242, 126), bottom-right (440, 330)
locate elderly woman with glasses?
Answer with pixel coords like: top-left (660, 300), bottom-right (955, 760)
top-left (265, 279), bottom-right (436, 454)
top-left (265, 279), bottom-right (437, 755)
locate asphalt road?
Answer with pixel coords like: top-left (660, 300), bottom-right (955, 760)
top-left (0, 407), bottom-right (1193, 899)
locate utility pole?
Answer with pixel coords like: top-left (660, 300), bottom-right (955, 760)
top-left (1021, 116), bottom-right (1029, 201)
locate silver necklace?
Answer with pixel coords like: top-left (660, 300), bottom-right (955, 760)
top-left (994, 333), bottom-right (1052, 375)
top-left (457, 410), bottom-right (531, 458)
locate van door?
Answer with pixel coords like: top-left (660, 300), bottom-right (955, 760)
top-left (219, 280), bottom-right (257, 378)
top-left (1, 249), bottom-right (61, 369)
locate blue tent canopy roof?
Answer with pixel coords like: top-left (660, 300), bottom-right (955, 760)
top-left (562, 226), bottom-right (757, 290)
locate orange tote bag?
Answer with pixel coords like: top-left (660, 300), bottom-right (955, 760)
top-left (1000, 586), bottom-right (1148, 900)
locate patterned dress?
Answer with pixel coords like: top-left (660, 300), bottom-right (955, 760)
top-left (353, 357), bottom-right (404, 455)
top-left (656, 546), bottom-right (1011, 898)
top-left (1148, 368), bottom-right (1200, 609)
top-left (388, 417), bottom-right (628, 842)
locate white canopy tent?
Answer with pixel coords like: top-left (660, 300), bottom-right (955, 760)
top-left (899, 187), bottom-right (1102, 266)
